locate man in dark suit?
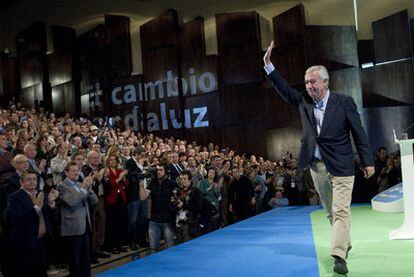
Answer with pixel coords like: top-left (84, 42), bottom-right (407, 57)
top-left (82, 150), bottom-right (110, 261)
top-left (228, 167), bottom-right (256, 221)
top-left (0, 132), bottom-right (15, 276)
top-left (24, 143), bottom-right (47, 192)
top-left (124, 146), bottom-right (149, 250)
top-left (263, 41), bottom-right (375, 275)
top-left (5, 170), bottom-right (59, 277)
top-left (168, 152), bottom-right (183, 182)
top-left (58, 162), bottom-right (97, 277)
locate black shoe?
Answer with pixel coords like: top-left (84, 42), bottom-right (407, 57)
top-left (111, 248), bottom-right (121, 254)
top-left (130, 244), bottom-right (139, 251)
top-left (139, 242), bottom-right (150, 248)
top-left (120, 246), bottom-right (129, 252)
top-left (96, 251), bottom-right (111, 258)
top-left (346, 246), bottom-right (352, 259)
top-left (90, 258), bottom-right (100, 264)
top-left (333, 256), bottom-right (348, 275)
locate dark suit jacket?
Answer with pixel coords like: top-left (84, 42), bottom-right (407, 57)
top-left (168, 163), bottom-right (184, 182)
top-left (124, 158), bottom-right (144, 202)
top-left (0, 172), bottom-right (21, 229)
top-left (267, 68), bottom-right (374, 176)
top-left (0, 150), bottom-right (14, 184)
top-left (5, 189), bottom-right (55, 276)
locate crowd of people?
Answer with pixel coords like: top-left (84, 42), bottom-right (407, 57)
top-left (0, 104), bottom-right (401, 277)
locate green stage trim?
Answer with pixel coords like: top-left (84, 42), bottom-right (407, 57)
top-left (311, 205), bottom-right (414, 276)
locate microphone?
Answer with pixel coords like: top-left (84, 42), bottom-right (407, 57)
top-left (392, 129), bottom-right (398, 143)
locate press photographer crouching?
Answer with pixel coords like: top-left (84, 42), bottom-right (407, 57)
top-left (173, 170), bottom-right (220, 243)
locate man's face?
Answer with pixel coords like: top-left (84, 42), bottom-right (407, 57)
top-left (11, 113), bottom-right (18, 123)
top-left (0, 135), bottom-right (7, 149)
top-left (5, 131), bottom-right (13, 140)
top-left (59, 143), bottom-right (68, 154)
top-left (74, 137), bottom-right (82, 147)
top-left (305, 70), bottom-right (328, 101)
top-left (188, 157), bottom-right (196, 167)
top-left (156, 166), bottom-right (166, 180)
top-left (171, 154), bottom-right (179, 164)
top-left (179, 174), bottom-right (191, 188)
top-left (14, 157), bottom-right (29, 172)
top-left (213, 157), bottom-right (222, 167)
top-left (89, 152), bottom-right (101, 166)
top-left (73, 155), bottom-right (84, 168)
top-left (81, 125), bottom-right (89, 133)
top-left (65, 165), bottom-right (80, 181)
top-left (25, 145), bottom-right (37, 159)
top-left (231, 168), bottom-right (241, 180)
top-left (20, 173), bottom-right (37, 192)
top-left (275, 191), bottom-right (283, 199)
top-left (379, 149), bottom-right (387, 161)
top-left (51, 126), bottom-right (60, 136)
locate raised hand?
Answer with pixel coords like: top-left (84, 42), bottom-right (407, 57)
top-left (263, 41), bottom-right (275, 66)
top-left (36, 192), bottom-right (45, 209)
top-left (48, 188), bottom-right (59, 202)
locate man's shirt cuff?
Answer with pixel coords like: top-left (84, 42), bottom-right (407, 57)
top-left (264, 63), bottom-right (275, 75)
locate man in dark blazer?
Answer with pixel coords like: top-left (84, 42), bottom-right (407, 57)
top-left (0, 132), bottom-right (15, 276)
top-left (168, 152), bottom-right (184, 182)
top-left (57, 162), bottom-right (97, 277)
top-left (124, 146), bottom-right (149, 249)
top-left (5, 170), bottom-right (58, 277)
top-left (263, 41), bottom-right (374, 275)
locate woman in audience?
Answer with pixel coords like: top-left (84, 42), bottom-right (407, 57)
top-left (198, 168), bottom-right (221, 210)
top-left (101, 154), bottom-right (129, 254)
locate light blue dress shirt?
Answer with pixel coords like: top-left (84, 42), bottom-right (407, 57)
top-left (264, 63), bottom-right (330, 160)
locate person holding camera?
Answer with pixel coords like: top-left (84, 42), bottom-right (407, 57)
top-left (125, 146), bottom-right (149, 250)
top-left (139, 163), bottom-right (178, 253)
top-left (173, 170), bottom-right (218, 243)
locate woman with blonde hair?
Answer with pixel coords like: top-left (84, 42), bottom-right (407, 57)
top-left (101, 154), bottom-right (128, 254)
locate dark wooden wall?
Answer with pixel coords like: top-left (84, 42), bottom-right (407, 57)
top-left (372, 10), bottom-right (413, 63)
top-left (49, 26), bottom-right (77, 115)
top-left (0, 54), bottom-right (19, 104)
top-left (1, 5), bottom-right (413, 158)
top-left (16, 22), bottom-right (50, 109)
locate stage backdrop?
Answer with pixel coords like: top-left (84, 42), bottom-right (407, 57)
top-left (2, 5), bottom-right (414, 159)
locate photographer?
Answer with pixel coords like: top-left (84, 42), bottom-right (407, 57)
top-left (139, 163), bottom-right (178, 253)
top-left (124, 146), bottom-right (149, 250)
top-left (173, 170), bottom-right (219, 243)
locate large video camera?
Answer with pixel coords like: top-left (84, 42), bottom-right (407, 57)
top-left (130, 166), bottom-right (157, 181)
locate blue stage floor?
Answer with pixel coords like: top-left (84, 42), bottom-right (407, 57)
top-left (98, 206), bottom-right (321, 277)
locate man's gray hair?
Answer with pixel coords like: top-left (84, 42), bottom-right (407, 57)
top-left (306, 65), bottom-right (329, 84)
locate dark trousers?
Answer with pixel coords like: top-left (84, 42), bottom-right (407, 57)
top-left (106, 198), bottom-right (128, 250)
top-left (65, 230), bottom-right (91, 277)
top-left (127, 199), bottom-right (148, 245)
top-left (6, 237), bottom-right (48, 277)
